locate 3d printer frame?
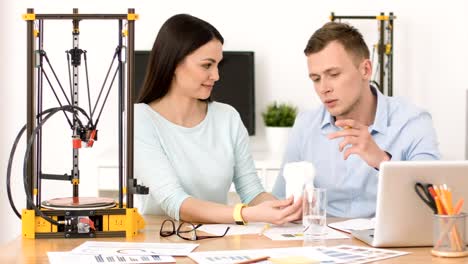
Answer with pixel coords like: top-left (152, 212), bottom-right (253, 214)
top-left (19, 8), bottom-right (146, 239)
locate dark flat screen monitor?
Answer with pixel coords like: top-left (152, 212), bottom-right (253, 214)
top-left (134, 51), bottom-right (255, 135)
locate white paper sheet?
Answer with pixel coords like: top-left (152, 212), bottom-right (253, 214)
top-left (315, 245), bottom-right (409, 264)
top-left (71, 241), bottom-right (198, 256)
top-left (198, 222), bottom-right (267, 236)
top-left (199, 222), bottom-right (349, 240)
top-left (188, 245), bottom-right (409, 264)
top-left (189, 246), bottom-right (332, 264)
top-left (264, 226), bottom-right (349, 241)
top-left (328, 218), bottom-right (375, 234)
top-left (48, 252), bottom-right (175, 264)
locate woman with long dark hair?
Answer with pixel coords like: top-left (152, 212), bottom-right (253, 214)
top-left (135, 14), bottom-right (301, 224)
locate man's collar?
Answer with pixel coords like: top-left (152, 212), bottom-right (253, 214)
top-left (320, 107), bottom-right (333, 129)
top-left (320, 85), bottom-right (388, 134)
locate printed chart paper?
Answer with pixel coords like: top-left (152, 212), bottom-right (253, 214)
top-left (315, 245), bottom-right (409, 264)
top-left (264, 226), bottom-right (349, 241)
top-left (71, 241), bottom-right (198, 256)
top-left (188, 245), bottom-right (409, 264)
top-left (189, 247), bottom-right (332, 264)
top-left (48, 252), bottom-right (175, 264)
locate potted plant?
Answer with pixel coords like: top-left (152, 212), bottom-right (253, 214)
top-left (262, 102), bottom-right (298, 158)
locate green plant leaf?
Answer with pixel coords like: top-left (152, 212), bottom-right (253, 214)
top-left (261, 101), bottom-right (297, 127)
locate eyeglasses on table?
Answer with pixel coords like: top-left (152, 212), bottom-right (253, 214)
top-left (159, 219), bottom-right (230, 241)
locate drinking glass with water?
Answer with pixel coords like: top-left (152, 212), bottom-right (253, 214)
top-left (302, 184), bottom-right (327, 239)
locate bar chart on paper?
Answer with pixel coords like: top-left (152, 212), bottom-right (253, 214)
top-left (188, 246), bottom-right (409, 264)
top-left (188, 247), bottom-right (328, 264)
top-left (203, 255), bottom-right (266, 263)
top-left (47, 252), bottom-right (176, 263)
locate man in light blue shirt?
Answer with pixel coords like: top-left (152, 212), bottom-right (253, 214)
top-left (273, 22), bottom-right (440, 218)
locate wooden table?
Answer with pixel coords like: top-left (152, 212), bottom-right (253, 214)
top-left (0, 216), bottom-right (466, 263)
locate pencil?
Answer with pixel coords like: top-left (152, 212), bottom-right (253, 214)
top-left (434, 186), bottom-right (447, 214)
top-left (234, 256), bottom-right (270, 264)
top-left (453, 198), bottom-right (464, 214)
top-left (446, 188), bottom-right (454, 214)
top-left (428, 187), bottom-right (443, 214)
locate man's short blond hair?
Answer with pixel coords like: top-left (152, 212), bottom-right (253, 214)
top-left (304, 22), bottom-right (370, 64)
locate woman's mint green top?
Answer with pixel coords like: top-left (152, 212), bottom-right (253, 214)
top-left (134, 102), bottom-right (264, 220)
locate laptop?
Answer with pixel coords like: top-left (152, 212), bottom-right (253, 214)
top-left (352, 161), bottom-right (468, 247)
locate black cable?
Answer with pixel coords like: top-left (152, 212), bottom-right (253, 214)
top-left (6, 106), bottom-right (76, 220)
top-left (34, 105), bottom-right (89, 123)
top-left (7, 125), bottom-right (26, 219)
top-left (9, 105), bottom-right (91, 225)
top-left (6, 107), bottom-right (63, 219)
top-left (23, 107), bottom-right (64, 225)
top-left (23, 106), bottom-right (89, 225)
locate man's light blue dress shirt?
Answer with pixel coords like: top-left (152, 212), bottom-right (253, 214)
top-left (273, 87), bottom-right (441, 218)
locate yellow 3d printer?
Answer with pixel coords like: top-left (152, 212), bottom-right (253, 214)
top-left (6, 8), bottom-right (148, 239)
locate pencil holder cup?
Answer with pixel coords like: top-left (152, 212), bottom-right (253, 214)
top-left (432, 213), bottom-right (468, 258)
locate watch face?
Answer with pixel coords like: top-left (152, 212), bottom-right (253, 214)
top-left (235, 221), bottom-right (245, 225)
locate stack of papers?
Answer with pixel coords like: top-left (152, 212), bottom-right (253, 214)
top-left (48, 242), bottom-right (199, 264)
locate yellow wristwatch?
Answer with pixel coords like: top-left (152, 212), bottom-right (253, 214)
top-left (233, 203), bottom-right (248, 225)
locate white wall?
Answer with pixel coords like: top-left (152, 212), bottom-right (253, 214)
top-left (1, 0), bottom-right (467, 244)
